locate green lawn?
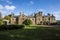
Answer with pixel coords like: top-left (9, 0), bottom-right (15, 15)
top-left (0, 27), bottom-right (60, 40)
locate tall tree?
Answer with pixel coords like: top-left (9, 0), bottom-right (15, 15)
top-left (4, 16), bottom-right (11, 20)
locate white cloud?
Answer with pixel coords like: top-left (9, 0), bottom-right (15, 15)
top-left (5, 5), bottom-right (16, 10)
top-left (0, 4), bottom-right (16, 17)
top-left (53, 11), bottom-right (60, 20)
top-left (0, 10), bottom-right (9, 17)
top-left (0, 4), bottom-right (4, 9)
top-left (0, 4), bottom-right (16, 11)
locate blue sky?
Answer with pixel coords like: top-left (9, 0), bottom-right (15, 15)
top-left (0, 0), bottom-right (60, 20)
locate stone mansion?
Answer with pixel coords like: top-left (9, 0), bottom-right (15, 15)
top-left (10, 11), bottom-right (56, 25)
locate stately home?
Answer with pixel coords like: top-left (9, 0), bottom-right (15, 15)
top-left (10, 11), bottom-right (56, 25)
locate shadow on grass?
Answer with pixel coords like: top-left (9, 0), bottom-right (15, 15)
top-left (0, 27), bottom-right (60, 40)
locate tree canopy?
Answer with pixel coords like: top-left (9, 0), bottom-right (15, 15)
top-left (0, 19), bottom-right (3, 25)
top-left (4, 16), bottom-right (11, 20)
top-left (23, 19), bottom-right (32, 25)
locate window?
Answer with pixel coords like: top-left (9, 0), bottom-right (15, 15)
top-left (48, 18), bottom-right (50, 20)
top-left (22, 18), bottom-right (24, 21)
top-left (39, 19), bottom-right (40, 21)
top-left (32, 19), bottom-right (34, 20)
top-left (22, 15), bottom-right (24, 17)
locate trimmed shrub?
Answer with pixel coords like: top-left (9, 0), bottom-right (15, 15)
top-left (57, 22), bottom-right (60, 25)
top-left (0, 24), bottom-right (25, 30)
top-left (50, 23), bottom-right (57, 25)
top-left (23, 19), bottom-right (32, 25)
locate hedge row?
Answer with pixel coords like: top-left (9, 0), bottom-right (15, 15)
top-left (0, 24), bottom-right (25, 30)
top-left (50, 23), bottom-right (60, 25)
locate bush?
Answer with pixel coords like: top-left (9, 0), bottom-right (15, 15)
top-left (23, 19), bottom-right (32, 25)
top-left (0, 19), bottom-right (3, 25)
top-left (50, 23), bottom-right (57, 25)
top-left (57, 22), bottom-right (60, 25)
top-left (0, 24), bottom-right (25, 30)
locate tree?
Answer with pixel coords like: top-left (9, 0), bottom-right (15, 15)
top-left (0, 19), bottom-right (3, 25)
top-left (4, 16), bottom-right (11, 20)
top-left (23, 19), bottom-right (32, 25)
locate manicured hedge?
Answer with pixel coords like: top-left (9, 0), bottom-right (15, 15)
top-left (0, 24), bottom-right (25, 30)
top-left (50, 23), bottom-right (57, 25)
top-left (50, 22), bottom-right (60, 25)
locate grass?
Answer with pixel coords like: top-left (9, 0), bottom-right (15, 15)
top-left (0, 27), bottom-right (60, 40)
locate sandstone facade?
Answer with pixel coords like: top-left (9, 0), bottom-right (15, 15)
top-left (10, 11), bottom-right (56, 25)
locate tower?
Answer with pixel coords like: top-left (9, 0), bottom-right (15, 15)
top-left (35, 11), bottom-right (43, 24)
top-left (39, 11), bottom-right (42, 16)
top-left (11, 12), bottom-right (14, 18)
top-left (47, 13), bottom-right (50, 16)
top-left (20, 12), bottom-right (21, 16)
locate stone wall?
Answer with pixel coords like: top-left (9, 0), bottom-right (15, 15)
top-left (10, 11), bottom-right (56, 25)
